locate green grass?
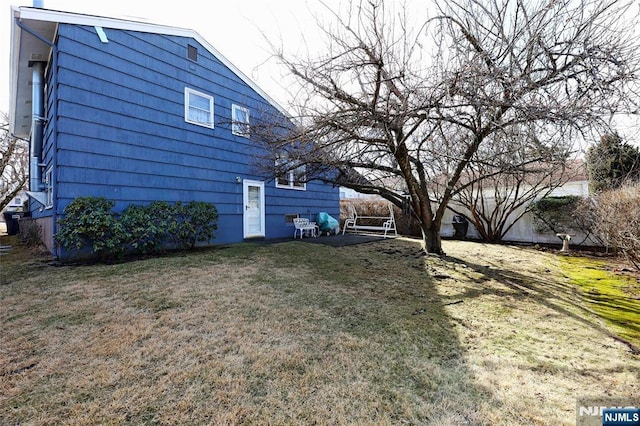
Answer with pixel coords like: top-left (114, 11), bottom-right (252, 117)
top-left (0, 235), bottom-right (638, 425)
top-left (560, 254), bottom-right (640, 349)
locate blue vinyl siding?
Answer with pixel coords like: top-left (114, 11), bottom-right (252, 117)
top-left (43, 23), bottom-right (338, 245)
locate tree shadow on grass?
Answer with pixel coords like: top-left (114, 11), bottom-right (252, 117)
top-left (266, 240), bottom-right (501, 424)
top-left (439, 249), bottom-right (640, 355)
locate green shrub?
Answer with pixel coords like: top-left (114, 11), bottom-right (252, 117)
top-left (55, 197), bottom-right (219, 259)
top-left (164, 201), bottom-right (219, 249)
top-left (55, 197), bottom-right (126, 257)
top-left (120, 203), bottom-right (165, 254)
top-left (181, 201), bottom-right (219, 249)
top-left (530, 196), bottom-right (582, 235)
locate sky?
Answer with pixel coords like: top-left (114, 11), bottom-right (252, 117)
top-left (2, 0), bottom-right (638, 146)
top-left (1, 0), bottom-right (323, 113)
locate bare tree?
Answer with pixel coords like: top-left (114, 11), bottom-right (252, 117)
top-left (254, 0), bottom-right (640, 254)
top-left (1, 112), bottom-right (28, 212)
top-left (589, 183), bottom-right (640, 269)
top-left (448, 126), bottom-right (579, 242)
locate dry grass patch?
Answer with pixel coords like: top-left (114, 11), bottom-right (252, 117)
top-left (0, 236), bottom-right (638, 425)
top-left (429, 241), bottom-right (639, 424)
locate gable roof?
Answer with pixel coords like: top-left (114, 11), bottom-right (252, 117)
top-left (9, 5), bottom-right (288, 138)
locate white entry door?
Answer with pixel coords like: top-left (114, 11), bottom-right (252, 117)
top-left (243, 180), bottom-right (265, 238)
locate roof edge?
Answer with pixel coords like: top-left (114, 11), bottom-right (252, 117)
top-left (11, 6), bottom-right (290, 118)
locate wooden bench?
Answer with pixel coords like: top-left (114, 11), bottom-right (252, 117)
top-left (342, 203), bottom-right (398, 238)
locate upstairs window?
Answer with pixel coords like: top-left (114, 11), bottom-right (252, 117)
top-left (185, 88), bottom-right (214, 128)
top-left (276, 159), bottom-right (306, 190)
top-left (232, 104), bottom-right (250, 137)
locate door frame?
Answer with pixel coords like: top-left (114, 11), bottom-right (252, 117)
top-left (243, 179), bottom-right (265, 239)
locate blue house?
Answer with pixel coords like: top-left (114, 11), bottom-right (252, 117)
top-left (9, 6), bottom-right (339, 257)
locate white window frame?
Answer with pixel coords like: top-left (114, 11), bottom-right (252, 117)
top-left (232, 104), bottom-right (250, 137)
top-left (185, 87), bottom-right (214, 128)
top-left (275, 160), bottom-right (306, 190)
top-left (44, 166), bottom-right (53, 209)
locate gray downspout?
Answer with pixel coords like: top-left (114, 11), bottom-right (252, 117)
top-left (51, 47), bottom-right (59, 258)
top-left (29, 61), bottom-right (45, 192)
top-left (16, 18), bottom-right (59, 257)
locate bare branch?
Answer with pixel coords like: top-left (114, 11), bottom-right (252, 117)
top-left (1, 112), bottom-right (29, 212)
top-left (253, 0), bottom-right (640, 253)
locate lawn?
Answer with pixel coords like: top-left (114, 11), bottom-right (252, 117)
top-left (1, 236), bottom-right (638, 425)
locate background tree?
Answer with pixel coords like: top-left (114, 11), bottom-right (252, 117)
top-left (586, 133), bottom-right (640, 192)
top-left (255, 0), bottom-right (640, 254)
top-left (447, 126), bottom-right (577, 242)
top-left (1, 112), bottom-right (28, 211)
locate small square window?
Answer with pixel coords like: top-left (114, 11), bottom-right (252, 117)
top-left (185, 87), bottom-right (214, 128)
top-left (232, 104), bottom-right (250, 137)
top-left (187, 44), bottom-right (198, 62)
top-left (284, 214), bottom-right (299, 224)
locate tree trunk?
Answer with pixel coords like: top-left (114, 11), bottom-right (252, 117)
top-left (421, 220), bottom-right (444, 255)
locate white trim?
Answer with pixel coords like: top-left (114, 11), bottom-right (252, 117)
top-left (184, 87), bottom-right (214, 128)
top-left (9, 6), bottom-right (24, 137)
top-left (94, 26), bottom-right (109, 43)
top-left (44, 166), bottom-right (53, 209)
top-left (232, 104), bottom-right (250, 137)
top-left (14, 6), bottom-right (198, 39)
top-left (243, 180), bottom-right (266, 238)
top-left (25, 191), bottom-right (47, 207)
top-left (275, 163), bottom-right (307, 191)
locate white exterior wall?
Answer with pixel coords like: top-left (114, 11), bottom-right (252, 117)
top-left (3, 191), bottom-right (28, 211)
top-left (442, 180), bottom-right (601, 247)
top-left (339, 187), bottom-right (383, 200)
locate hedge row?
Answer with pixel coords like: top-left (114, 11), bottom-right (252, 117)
top-left (55, 197), bottom-right (218, 259)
